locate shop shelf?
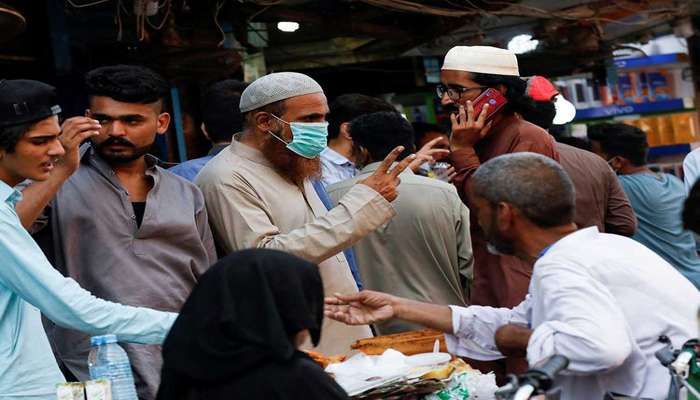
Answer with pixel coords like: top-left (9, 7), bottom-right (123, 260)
top-left (574, 98), bottom-right (694, 121)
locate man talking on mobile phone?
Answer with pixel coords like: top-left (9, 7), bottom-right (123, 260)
top-left (437, 45), bottom-right (559, 379)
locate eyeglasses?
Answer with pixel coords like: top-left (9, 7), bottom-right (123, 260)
top-left (435, 84), bottom-right (488, 100)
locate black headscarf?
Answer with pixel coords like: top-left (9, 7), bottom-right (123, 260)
top-left (156, 249), bottom-right (348, 400)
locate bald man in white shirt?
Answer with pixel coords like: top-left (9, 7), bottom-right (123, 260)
top-left (326, 152), bottom-right (700, 400)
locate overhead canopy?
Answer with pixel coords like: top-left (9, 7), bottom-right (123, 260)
top-left (0, 1), bottom-right (692, 84)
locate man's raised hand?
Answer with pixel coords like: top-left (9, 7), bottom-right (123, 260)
top-left (56, 116), bottom-right (101, 175)
top-left (359, 146), bottom-right (415, 202)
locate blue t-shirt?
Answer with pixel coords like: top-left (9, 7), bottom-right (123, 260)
top-left (169, 144), bottom-right (228, 182)
top-left (619, 172), bottom-right (700, 289)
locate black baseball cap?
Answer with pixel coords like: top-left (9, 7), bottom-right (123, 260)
top-left (0, 79), bottom-right (62, 128)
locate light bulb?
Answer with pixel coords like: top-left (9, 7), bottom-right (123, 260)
top-left (277, 22), bottom-right (300, 33)
top-left (507, 34), bottom-right (539, 54)
top-left (553, 95), bottom-right (577, 125)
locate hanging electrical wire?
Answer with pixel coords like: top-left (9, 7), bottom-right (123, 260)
top-left (67, 0), bottom-right (111, 7)
top-left (250, 0), bottom-right (283, 5)
top-left (361, 0), bottom-right (477, 17)
top-left (115, 0), bottom-right (123, 41)
top-left (359, 0), bottom-right (689, 25)
top-left (247, 5), bottom-right (272, 22)
top-left (214, 0), bottom-right (227, 47)
top-left (147, 0), bottom-right (172, 30)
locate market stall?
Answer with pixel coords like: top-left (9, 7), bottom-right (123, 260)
top-left (311, 330), bottom-right (499, 400)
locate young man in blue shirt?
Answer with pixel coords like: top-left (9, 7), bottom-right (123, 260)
top-left (589, 123), bottom-right (700, 290)
top-left (169, 79), bottom-right (247, 181)
top-left (0, 79), bottom-right (176, 400)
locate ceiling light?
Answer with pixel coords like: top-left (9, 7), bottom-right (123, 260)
top-left (277, 22), bottom-right (299, 33)
top-left (507, 34), bottom-right (539, 54)
top-left (553, 94), bottom-right (577, 125)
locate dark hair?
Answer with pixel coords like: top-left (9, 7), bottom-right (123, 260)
top-left (587, 123), bottom-right (648, 166)
top-left (684, 180), bottom-right (700, 234)
top-left (472, 152), bottom-right (576, 227)
top-left (350, 111), bottom-right (414, 161)
top-left (328, 94), bottom-right (395, 140)
top-left (0, 121), bottom-right (33, 153)
top-left (471, 72), bottom-right (536, 116)
top-left (85, 65), bottom-right (169, 104)
top-left (521, 100), bottom-right (556, 131)
top-left (202, 80), bottom-right (248, 143)
top-left (411, 121), bottom-right (447, 147)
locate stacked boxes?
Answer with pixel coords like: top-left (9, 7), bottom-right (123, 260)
top-left (621, 112), bottom-right (698, 146)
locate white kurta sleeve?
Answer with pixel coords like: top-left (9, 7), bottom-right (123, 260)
top-left (683, 149), bottom-right (700, 194)
top-left (526, 258), bottom-right (633, 375)
top-left (445, 296), bottom-right (531, 361)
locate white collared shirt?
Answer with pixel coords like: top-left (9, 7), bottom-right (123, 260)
top-left (446, 227), bottom-right (700, 400)
top-left (320, 147), bottom-right (358, 187)
top-left (683, 147), bottom-right (700, 193)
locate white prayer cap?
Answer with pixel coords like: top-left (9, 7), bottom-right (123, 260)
top-left (239, 72), bottom-right (324, 113)
top-left (442, 46), bottom-right (520, 76)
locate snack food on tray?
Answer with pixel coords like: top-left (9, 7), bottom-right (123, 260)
top-left (85, 379), bottom-right (112, 400)
top-left (351, 329), bottom-right (447, 355)
top-left (421, 357), bottom-right (472, 380)
top-left (56, 383), bottom-right (85, 400)
top-left (305, 350), bottom-right (347, 368)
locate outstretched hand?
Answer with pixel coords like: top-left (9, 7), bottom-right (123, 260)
top-left (359, 146), bottom-right (416, 202)
top-left (324, 290), bottom-right (397, 326)
top-left (409, 136), bottom-right (450, 173)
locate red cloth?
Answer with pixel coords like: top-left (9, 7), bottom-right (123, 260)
top-left (526, 76), bottom-right (559, 102)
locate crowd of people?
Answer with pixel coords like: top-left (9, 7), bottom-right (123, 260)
top-left (1, 44), bottom-right (700, 400)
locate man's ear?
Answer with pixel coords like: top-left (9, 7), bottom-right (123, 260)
top-left (495, 202), bottom-right (515, 231)
top-left (340, 122), bottom-right (353, 142)
top-left (200, 122), bottom-right (210, 141)
top-left (156, 112), bottom-right (171, 135)
top-left (608, 155), bottom-right (622, 172)
top-left (254, 112), bottom-right (277, 133)
top-left (357, 145), bottom-right (370, 166)
top-left (496, 84), bottom-right (507, 96)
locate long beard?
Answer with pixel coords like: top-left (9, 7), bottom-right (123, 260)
top-left (261, 135), bottom-right (321, 186)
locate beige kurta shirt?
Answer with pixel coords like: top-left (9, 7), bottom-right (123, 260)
top-left (196, 137), bottom-right (396, 354)
top-left (327, 163), bottom-right (473, 335)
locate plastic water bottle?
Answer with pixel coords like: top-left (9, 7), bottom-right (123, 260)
top-left (88, 334), bottom-right (138, 400)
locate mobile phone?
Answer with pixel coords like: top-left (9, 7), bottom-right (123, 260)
top-left (471, 88), bottom-right (508, 122)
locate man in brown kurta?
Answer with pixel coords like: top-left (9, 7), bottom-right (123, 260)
top-left (522, 75), bottom-right (637, 237)
top-left (450, 114), bottom-right (558, 308)
top-left (439, 46), bottom-right (559, 379)
top-left (439, 46), bottom-right (559, 309)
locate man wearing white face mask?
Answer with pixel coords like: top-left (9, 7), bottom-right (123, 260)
top-left (196, 72), bottom-right (416, 354)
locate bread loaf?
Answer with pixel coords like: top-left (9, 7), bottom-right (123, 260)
top-left (351, 329), bottom-right (447, 355)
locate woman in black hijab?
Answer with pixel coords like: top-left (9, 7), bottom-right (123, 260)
top-left (156, 249), bottom-right (349, 400)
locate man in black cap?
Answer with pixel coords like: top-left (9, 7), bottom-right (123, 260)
top-left (0, 79), bottom-right (177, 399)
